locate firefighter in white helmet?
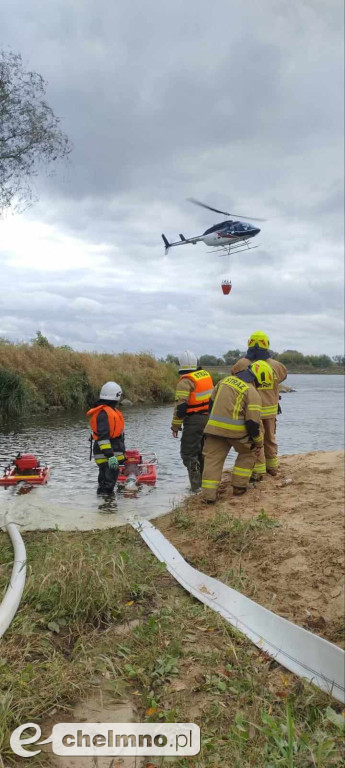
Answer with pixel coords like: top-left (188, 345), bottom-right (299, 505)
top-left (86, 381), bottom-right (125, 494)
top-left (171, 350), bottom-right (214, 490)
top-left (200, 361), bottom-right (275, 503)
top-left (232, 332), bottom-right (287, 478)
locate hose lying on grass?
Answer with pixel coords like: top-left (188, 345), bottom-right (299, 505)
top-left (132, 519), bottom-right (345, 704)
top-left (0, 514), bottom-right (26, 638)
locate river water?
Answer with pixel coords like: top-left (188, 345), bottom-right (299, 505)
top-left (0, 375), bottom-right (344, 531)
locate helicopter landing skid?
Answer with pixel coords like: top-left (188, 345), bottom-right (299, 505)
top-left (212, 243), bottom-right (260, 257)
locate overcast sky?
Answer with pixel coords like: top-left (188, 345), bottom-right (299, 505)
top-left (0, 0), bottom-right (344, 357)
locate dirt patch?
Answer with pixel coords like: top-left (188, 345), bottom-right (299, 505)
top-left (157, 450), bottom-right (345, 646)
top-left (40, 691), bottom-right (145, 767)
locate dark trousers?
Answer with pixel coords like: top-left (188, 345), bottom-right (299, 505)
top-left (181, 412), bottom-right (209, 471)
top-left (97, 463), bottom-right (119, 494)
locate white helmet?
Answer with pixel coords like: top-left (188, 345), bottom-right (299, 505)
top-left (179, 350), bottom-right (198, 370)
top-left (99, 381), bottom-right (123, 401)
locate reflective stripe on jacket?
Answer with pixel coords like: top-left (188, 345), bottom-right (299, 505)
top-left (205, 375), bottom-right (262, 441)
top-left (178, 370), bottom-right (214, 414)
top-left (232, 357), bottom-right (287, 420)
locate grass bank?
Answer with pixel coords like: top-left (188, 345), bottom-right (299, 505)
top-left (0, 340), bottom-right (178, 419)
top-left (1, 523), bottom-right (343, 766)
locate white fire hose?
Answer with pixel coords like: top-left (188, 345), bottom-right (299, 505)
top-left (0, 513), bottom-right (27, 638)
top-left (132, 519), bottom-right (345, 704)
top-left (0, 508), bottom-right (343, 703)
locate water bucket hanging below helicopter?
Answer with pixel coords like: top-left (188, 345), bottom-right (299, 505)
top-left (221, 280), bottom-right (232, 295)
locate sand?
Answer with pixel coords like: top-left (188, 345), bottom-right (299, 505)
top-left (157, 450), bottom-right (345, 646)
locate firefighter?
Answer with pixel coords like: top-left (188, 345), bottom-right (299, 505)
top-left (86, 381), bottom-right (125, 494)
top-left (200, 361), bottom-right (275, 503)
top-left (171, 350), bottom-right (213, 491)
top-left (232, 331), bottom-right (287, 478)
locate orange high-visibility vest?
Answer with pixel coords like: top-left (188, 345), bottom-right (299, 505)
top-left (179, 370), bottom-right (213, 414)
top-left (86, 405), bottom-right (125, 440)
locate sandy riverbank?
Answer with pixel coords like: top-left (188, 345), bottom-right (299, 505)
top-left (157, 450), bottom-right (345, 646)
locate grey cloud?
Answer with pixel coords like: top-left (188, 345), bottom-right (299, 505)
top-left (0, 0), bottom-right (343, 357)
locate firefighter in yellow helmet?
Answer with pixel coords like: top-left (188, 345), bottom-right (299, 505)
top-left (200, 361), bottom-right (275, 503)
top-left (232, 332), bottom-right (287, 478)
top-left (171, 350), bottom-right (213, 491)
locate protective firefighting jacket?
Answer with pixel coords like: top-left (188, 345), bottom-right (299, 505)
top-left (86, 403), bottom-right (125, 462)
top-left (232, 357), bottom-right (287, 419)
top-left (204, 374), bottom-right (263, 445)
top-left (171, 368), bottom-right (214, 430)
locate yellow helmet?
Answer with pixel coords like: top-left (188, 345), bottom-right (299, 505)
top-left (250, 360), bottom-right (276, 390)
top-left (248, 331), bottom-right (270, 349)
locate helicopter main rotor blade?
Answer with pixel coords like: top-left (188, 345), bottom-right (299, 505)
top-left (187, 197), bottom-right (266, 222)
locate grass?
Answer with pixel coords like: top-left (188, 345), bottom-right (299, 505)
top-left (205, 507), bottom-right (279, 543)
top-left (0, 369), bottom-right (31, 418)
top-left (0, 527), bottom-right (344, 767)
top-left (0, 340), bottom-right (178, 419)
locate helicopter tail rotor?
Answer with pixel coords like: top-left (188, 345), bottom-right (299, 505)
top-left (161, 234), bottom-right (170, 252)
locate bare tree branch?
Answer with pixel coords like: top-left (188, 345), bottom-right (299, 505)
top-left (0, 50), bottom-right (72, 213)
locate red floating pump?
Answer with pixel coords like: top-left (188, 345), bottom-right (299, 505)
top-left (221, 280), bottom-right (232, 295)
top-left (14, 453), bottom-right (39, 472)
top-left (124, 450), bottom-right (142, 464)
top-left (0, 453), bottom-right (50, 486)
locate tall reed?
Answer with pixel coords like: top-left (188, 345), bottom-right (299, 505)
top-left (0, 341), bottom-right (178, 419)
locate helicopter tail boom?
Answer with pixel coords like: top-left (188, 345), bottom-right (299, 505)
top-left (161, 233), bottom-right (203, 252)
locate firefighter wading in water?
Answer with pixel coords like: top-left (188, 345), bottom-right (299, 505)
top-left (86, 381), bottom-right (125, 494)
top-left (200, 361), bottom-right (275, 503)
top-left (232, 331), bottom-right (287, 479)
top-left (171, 351), bottom-right (213, 491)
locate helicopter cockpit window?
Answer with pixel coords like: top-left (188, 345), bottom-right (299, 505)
top-left (203, 222), bottom-right (226, 235)
top-left (233, 222), bottom-right (254, 232)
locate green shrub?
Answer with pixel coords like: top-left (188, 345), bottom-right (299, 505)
top-left (0, 368), bottom-right (30, 418)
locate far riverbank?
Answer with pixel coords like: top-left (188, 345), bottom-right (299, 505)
top-left (208, 365), bottom-right (345, 376)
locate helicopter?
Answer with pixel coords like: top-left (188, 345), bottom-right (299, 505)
top-left (161, 198), bottom-right (265, 256)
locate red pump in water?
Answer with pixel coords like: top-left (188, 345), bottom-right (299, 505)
top-left (0, 453), bottom-right (50, 486)
top-left (117, 450), bottom-right (158, 486)
top-left (14, 454), bottom-right (39, 472)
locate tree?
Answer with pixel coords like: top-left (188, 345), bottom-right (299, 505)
top-left (199, 355), bottom-right (219, 367)
top-left (0, 51), bottom-right (71, 212)
top-left (31, 330), bottom-right (53, 349)
top-left (305, 354), bottom-right (332, 368)
top-left (165, 354), bottom-right (179, 365)
top-left (276, 350), bottom-right (305, 366)
top-left (332, 355), bottom-right (345, 366)
top-left (223, 349), bottom-right (242, 366)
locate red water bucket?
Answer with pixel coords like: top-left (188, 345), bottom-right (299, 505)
top-left (221, 281), bottom-right (232, 295)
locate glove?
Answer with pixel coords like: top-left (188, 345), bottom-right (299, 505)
top-left (108, 456), bottom-right (118, 469)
